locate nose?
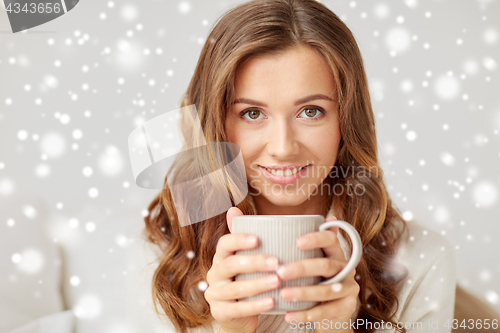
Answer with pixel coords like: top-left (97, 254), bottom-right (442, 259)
top-left (266, 118), bottom-right (299, 159)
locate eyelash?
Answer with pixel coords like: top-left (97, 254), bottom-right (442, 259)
top-left (239, 106), bottom-right (325, 123)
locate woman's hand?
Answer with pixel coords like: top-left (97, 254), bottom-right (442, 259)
top-left (204, 207), bottom-right (281, 333)
top-left (277, 215), bottom-right (360, 332)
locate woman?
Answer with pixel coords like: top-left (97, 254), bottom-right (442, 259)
top-left (143, 0), bottom-right (456, 332)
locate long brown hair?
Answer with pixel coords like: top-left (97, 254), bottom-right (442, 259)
top-left (143, 0), bottom-right (410, 332)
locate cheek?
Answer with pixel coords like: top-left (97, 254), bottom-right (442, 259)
top-left (328, 131), bottom-right (342, 155)
top-left (306, 126), bottom-right (341, 174)
top-left (225, 121), bottom-right (260, 175)
top-left (225, 123), bottom-right (243, 149)
top-left (224, 118), bottom-right (235, 142)
top-left (306, 125), bottom-right (340, 153)
top-left (327, 130), bottom-right (342, 162)
top-left (326, 122), bottom-right (342, 149)
top-left (239, 137), bottom-right (261, 173)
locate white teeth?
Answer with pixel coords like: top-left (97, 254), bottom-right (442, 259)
top-left (265, 166), bottom-right (306, 177)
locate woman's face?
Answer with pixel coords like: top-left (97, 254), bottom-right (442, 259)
top-left (225, 45), bottom-right (341, 212)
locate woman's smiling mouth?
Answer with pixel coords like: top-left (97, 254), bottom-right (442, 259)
top-left (258, 164), bottom-right (311, 184)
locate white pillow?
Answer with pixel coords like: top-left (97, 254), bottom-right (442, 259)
top-left (0, 191), bottom-right (67, 332)
top-left (5, 311), bottom-right (74, 333)
top-left (56, 202), bottom-right (178, 333)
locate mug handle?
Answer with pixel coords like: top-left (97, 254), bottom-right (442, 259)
top-left (317, 220), bottom-right (363, 285)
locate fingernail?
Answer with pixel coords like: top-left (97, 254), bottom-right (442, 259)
top-left (281, 288), bottom-right (292, 299)
top-left (276, 265), bottom-right (286, 277)
top-left (332, 283), bottom-right (342, 292)
top-left (247, 235), bottom-right (257, 245)
top-left (285, 313), bottom-right (296, 323)
top-left (266, 274), bottom-right (279, 285)
top-left (266, 257), bottom-right (278, 269)
top-left (297, 237), bottom-right (310, 249)
top-left (260, 297), bottom-right (273, 308)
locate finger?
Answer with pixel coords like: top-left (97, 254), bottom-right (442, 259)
top-left (280, 279), bottom-right (358, 302)
top-left (208, 274), bottom-right (281, 301)
top-left (212, 254), bottom-right (279, 281)
top-left (226, 206), bottom-right (244, 233)
top-left (296, 221), bottom-right (346, 261)
top-left (296, 215), bottom-right (338, 250)
top-left (211, 297), bottom-right (276, 322)
top-left (321, 215), bottom-right (349, 259)
top-left (324, 215), bottom-right (339, 234)
top-left (284, 295), bottom-right (359, 324)
top-left (296, 228), bottom-right (339, 252)
top-left (323, 214), bottom-right (340, 247)
top-left (277, 257), bottom-right (345, 280)
top-left (211, 233), bottom-right (258, 267)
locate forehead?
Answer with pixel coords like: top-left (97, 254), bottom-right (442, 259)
top-left (234, 46), bottom-right (336, 98)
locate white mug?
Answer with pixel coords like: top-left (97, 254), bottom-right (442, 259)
top-left (232, 215), bottom-right (363, 314)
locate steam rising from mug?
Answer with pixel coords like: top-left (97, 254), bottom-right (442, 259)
top-left (128, 104), bottom-right (248, 227)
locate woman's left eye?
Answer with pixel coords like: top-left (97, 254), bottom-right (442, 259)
top-left (241, 109), bottom-right (265, 121)
top-left (298, 107), bottom-right (324, 119)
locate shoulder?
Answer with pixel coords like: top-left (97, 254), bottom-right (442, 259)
top-left (392, 220), bottom-right (457, 299)
top-left (395, 220), bottom-right (455, 268)
top-left (386, 221), bottom-right (458, 324)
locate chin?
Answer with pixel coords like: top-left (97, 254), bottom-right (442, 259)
top-left (261, 192), bottom-right (308, 206)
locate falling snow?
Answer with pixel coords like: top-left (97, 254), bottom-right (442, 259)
top-left (385, 27), bottom-right (411, 53)
top-left (1, 1), bottom-right (499, 330)
top-left (73, 294), bottom-right (102, 319)
top-left (198, 281), bottom-right (208, 291)
top-left (22, 205), bottom-right (37, 219)
top-left (40, 132), bottom-right (66, 158)
top-left (70, 276), bottom-right (81, 286)
top-left (0, 178), bottom-right (15, 196)
top-left (98, 145), bottom-right (124, 176)
top-left (434, 74), bottom-right (461, 100)
top-left (88, 187), bottom-right (99, 198)
top-left (440, 152), bottom-right (456, 167)
top-left (85, 222), bottom-right (96, 232)
top-left (121, 5), bottom-right (137, 21)
top-left (35, 164), bottom-right (50, 178)
top-left (15, 248), bottom-right (45, 274)
top-left (472, 181), bottom-right (498, 208)
top-left (82, 166), bottom-right (93, 177)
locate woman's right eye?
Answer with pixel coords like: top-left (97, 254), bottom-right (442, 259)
top-left (241, 109), bottom-right (264, 121)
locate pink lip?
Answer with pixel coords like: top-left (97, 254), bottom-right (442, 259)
top-left (260, 165), bottom-right (306, 171)
top-left (259, 165), bottom-right (310, 185)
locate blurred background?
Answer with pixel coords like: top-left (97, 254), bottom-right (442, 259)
top-left (0, 0), bottom-right (499, 332)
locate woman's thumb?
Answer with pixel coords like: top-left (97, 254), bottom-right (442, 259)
top-left (226, 206), bottom-right (244, 233)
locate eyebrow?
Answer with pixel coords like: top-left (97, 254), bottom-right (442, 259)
top-left (231, 94), bottom-right (335, 107)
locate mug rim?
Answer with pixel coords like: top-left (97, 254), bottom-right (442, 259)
top-left (232, 214), bottom-right (323, 219)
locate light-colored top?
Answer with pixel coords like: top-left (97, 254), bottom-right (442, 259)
top-left (195, 195), bottom-right (457, 333)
